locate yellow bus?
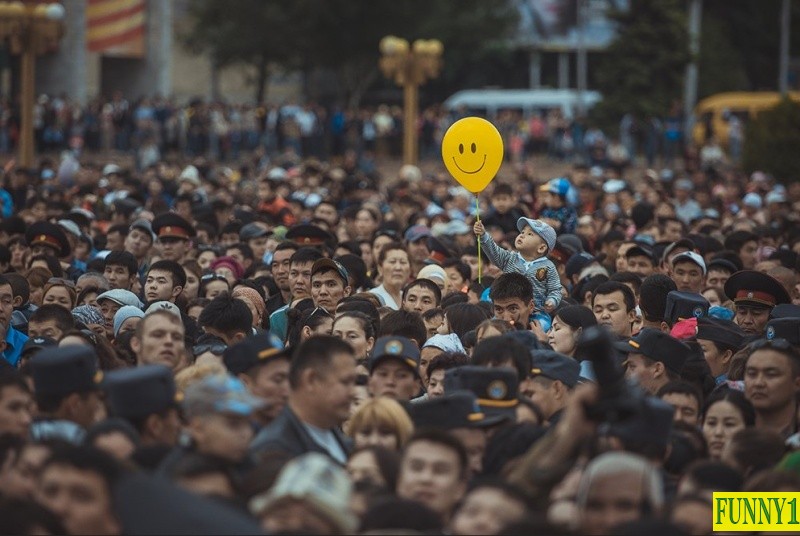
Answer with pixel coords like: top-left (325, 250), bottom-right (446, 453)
top-left (693, 91), bottom-right (800, 147)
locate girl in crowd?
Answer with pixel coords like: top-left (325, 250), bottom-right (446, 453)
top-left (702, 388), bottom-right (755, 460)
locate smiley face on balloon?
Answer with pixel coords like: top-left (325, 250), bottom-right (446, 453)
top-left (441, 117), bottom-right (504, 193)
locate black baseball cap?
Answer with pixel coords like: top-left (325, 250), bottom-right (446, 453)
top-left (615, 328), bottom-right (691, 375)
top-left (21, 336), bottom-right (57, 357)
top-left (223, 334), bottom-right (290, 375)
top-left (530, 350), bottom-right (580, 387)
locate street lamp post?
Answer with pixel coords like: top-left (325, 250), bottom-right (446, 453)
top-left (379, 36), bottom-right (443, 165)
top-left (0, 1), bottom-right (65, 168)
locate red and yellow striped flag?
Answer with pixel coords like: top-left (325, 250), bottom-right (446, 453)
top-left (86, 0), bottom-right (146, 57)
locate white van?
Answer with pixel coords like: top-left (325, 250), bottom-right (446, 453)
top-left (443, 89), bottom-right (602, 119)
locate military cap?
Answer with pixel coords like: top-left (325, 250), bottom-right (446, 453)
top-left (444, 366), bottom-right (518, 421)
top-left (369, 336), bottom-right (420, 377)
top-left (615, 328), bottom-right (691, 375)
top-left (517, 217), bottom-right (557, 252)
top-left (607, 396), bottom-right (674, 452)
top-left (771, 304), bottom-right (800, 320)
top-left (239, 222), bottom-right (271, 241)
top-left (152, 213), bottom-right (196, 241)
top-left (223, 333), bottom-right (290, 375)
top-left (311, 258), bottom-right (349, 286)
top-left (724, 270), bottom-right (790, 309)
top-left (26, 221), bottom-right (71, 257)
top-left (407, 391), bottom-right (504, 430)
top-left (285, 224), bottom-right (336, 248)
top-left (530, 350), bottom-right (581, 387)
top-left (696, 317), bottom-right (745, 351)
top-left (103, 365), bottom-right (179, 420)
top-left (30, 345), bottom-right (101, 398)
top-left (665, 291), bottom-right (709, 324)
top-left (765, 318), bottom-right (800, 346)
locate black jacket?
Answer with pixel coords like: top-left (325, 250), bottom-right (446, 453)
top-left (250, 405), bottom-right (351, 462)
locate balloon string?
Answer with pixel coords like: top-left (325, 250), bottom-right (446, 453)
top-left (476, 197), bottom-right (481, 285)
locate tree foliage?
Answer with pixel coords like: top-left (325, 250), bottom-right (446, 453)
top-left (182, 0), bottom-right (518, 105)
top-left (591, 0), bottom-right (690, 129)
top-left (742, 98), bottom-right (800, 183)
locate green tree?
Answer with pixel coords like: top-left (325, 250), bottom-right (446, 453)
top-left (591, 0), bottom-right (690, 130)
top-left (182, 0), bottom-right (311, 102)
top-left (742, 98), bottom-right (800, 183)
top-left (183, 0), bottom-right (518, 106)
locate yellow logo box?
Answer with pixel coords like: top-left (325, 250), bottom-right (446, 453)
top-left (714, 493), bottom-right (800, 532)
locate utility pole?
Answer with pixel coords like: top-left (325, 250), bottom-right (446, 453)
top-left (683, 0), bottom-right (703, 141)
top-left (779, 0), bottom-right (791, 95)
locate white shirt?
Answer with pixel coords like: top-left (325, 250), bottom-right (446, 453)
top-left (301, 422), bottom-right (347, 464)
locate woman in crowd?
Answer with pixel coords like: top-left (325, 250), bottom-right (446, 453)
top-left (702, 388), bottom-right (755, 460)
top-left (285, 306), bottom-right (334, 348)
top-left (181, 260), bottom-right (202, 301)
top-left (42, 278), bottom-right (77, 311)
top-left (344, 397), bottom-right (414, 451)
top-left (369, 242), bottom-right (411, 310)
top-left (200, 273), bottom-right (230, 299)
top-left (332, 311), bottom-right (376, 366)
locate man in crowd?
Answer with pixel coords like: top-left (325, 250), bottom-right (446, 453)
top-left (725, 270), bottom-right (790, 336)
top-left (367, 336), bottom-right (422, 402)
top-left (592, 281), bottom-right (637, 338)
top-left (251, 336), bottom-right (355, 462)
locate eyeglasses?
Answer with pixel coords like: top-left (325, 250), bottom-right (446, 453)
top-left (48, 277), bottom-right (76, 289)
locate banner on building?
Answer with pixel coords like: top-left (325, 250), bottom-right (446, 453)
top-left (87, 0), bottom-right (146, 57)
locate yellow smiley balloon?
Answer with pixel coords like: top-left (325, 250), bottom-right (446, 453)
top-left (441, 117), bottom-right (504, 193)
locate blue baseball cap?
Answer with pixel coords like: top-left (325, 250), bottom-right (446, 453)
top-left (517, 218), bottom-right (557, 252)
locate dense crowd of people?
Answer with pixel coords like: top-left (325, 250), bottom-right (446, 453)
top-left (0, 108), bottom-right (796, 535)
top-left (1, 93), bottom-right (730, 174)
